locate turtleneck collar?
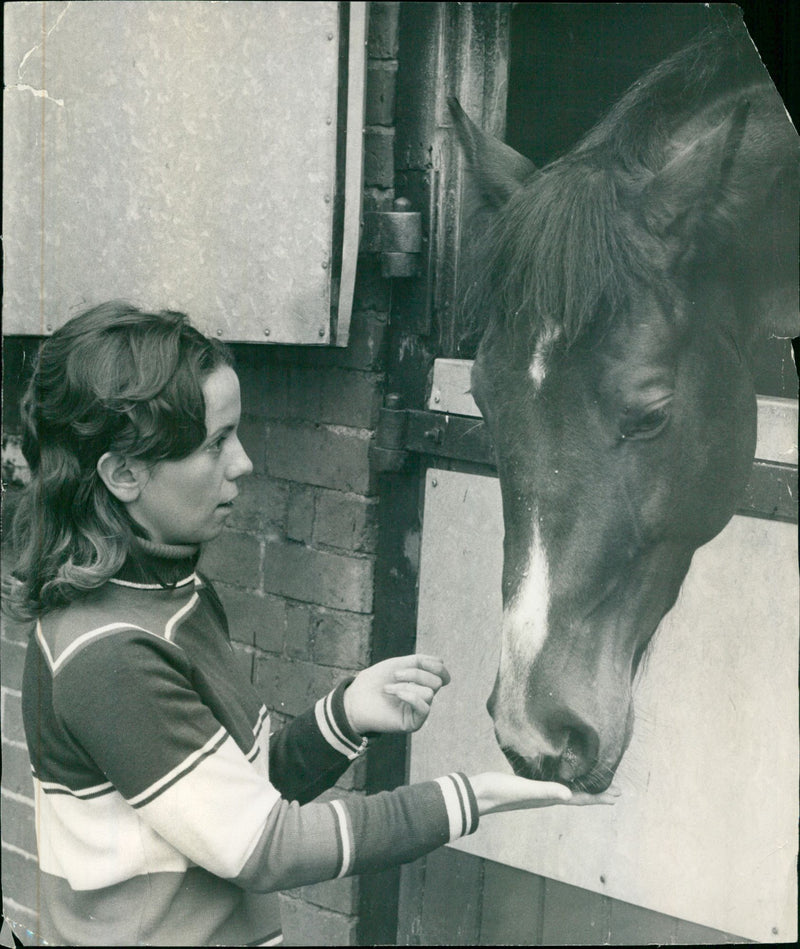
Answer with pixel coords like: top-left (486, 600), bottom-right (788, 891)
top-left (114, 536), bottom-right (200, 587)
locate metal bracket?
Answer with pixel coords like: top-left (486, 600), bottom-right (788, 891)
top-left (361, 198), bottom-right (422, 278)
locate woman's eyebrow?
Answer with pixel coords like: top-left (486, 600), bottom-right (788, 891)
top-left (205, 422), bottom-right (236, 442)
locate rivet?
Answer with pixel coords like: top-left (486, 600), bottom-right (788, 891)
top-left (327, 31), bottom-right (334, 40)
top-left (264, 328), bottom-right (271, 337)
top-left (431, 477), bottom-right (438, 488)
top-left (318, 327), bottom-right (326, 338)
top-left (45, 323), bottom-right (53, 332)
top-left (433, 392), bottom-right (441, 403)
top-left (216, 329), bottom-right (223, 336)
top-left (321, 259), bottom-right (329, 270)
top-left (324, 194), bottom-right (331, 204)
top-left (772, 928), bottom-right (779, 936)
top-left (600, 875), bottom-right (606, 884)
top-left (326, 116), bottom-right (332, 126)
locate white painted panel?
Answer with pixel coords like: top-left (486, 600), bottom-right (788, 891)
top-left (3, 1), bottom-right (349, 344)
top-left (412, 467), bottom-right (798, 942)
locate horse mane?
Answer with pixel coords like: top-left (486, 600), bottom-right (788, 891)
top-left (459, 25), bottom-right (775, 358)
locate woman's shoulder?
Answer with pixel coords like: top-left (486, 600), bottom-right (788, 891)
top-left (37, 580), bottom-right (195, 676)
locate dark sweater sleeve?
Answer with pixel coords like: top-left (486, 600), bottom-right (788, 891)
top-left (269, 678), bottom-right (367, 803)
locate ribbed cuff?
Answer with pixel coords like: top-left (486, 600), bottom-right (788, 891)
top-left (314, 679), bottom-right (369, 760)
top-left (435, 772), bottom-right (480, 841)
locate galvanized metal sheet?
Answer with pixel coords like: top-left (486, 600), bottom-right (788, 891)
top-left (412, 467), bottom-right (798, 942)
top-left (3, 0), bottom-right (341, 343)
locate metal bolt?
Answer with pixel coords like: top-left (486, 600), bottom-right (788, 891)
top-left (327, 31), bottom-right (334, 40)
top-left (326, 116), bottom-right (332, 126)
top-left (216, 328), bottom-right (223, 336)
top-left (321, 259), bottom-right (329, 270)
top-left (772, 928), bottom-right (779, 936)
top-left (600, 875), bottom-right (606, 884)
top-left (433, 391), bottom-right (441, 403)
top-left (45, 323), bottom-right (53, 332)
top-left (318, 327), bottom-right (326, 338)
top-left (264, 328), bottom-right (271, 337)
top-left (431, 477), bottom-right (438, 488)
top-left (324, 194), bottom-right (331, 204)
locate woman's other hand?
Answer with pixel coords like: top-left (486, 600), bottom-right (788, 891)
top-left (344, 654), bottom-right (451, 734)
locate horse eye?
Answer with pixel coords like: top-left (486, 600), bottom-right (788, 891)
top-left (620, 403), bottom-right (671, 440)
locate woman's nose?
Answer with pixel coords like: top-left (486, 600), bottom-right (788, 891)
top-left (227, 437), bottom-right (254, 480)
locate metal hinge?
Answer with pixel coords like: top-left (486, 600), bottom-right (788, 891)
top-left (369, 393), bottom-right (496, 474)
top-left (361, 198), bottom-right (422, 278)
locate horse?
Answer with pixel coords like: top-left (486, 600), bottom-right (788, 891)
top-left (449, 26), bottom-right (799, 793)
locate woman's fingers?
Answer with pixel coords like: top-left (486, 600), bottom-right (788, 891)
top-left (384, 682), bottom-right (434, 709)
top-left (393, 667), bottom-right (446, 691)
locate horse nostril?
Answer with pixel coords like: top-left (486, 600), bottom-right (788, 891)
top-left (555, 725), bottom-right (599, 783)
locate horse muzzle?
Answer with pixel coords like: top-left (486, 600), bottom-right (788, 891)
top-left (487, 666), bottom-right (632, 793)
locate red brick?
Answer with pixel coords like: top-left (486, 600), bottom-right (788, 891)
top-left (254, 656), bottom-right (345, 718)
top-left (264, 423), bottom-right (375, 495)
top-left (1, 794), bottom-right (36, 855)
top-left (278, 894), bottom-right (358, 947)
top-left (1, 637), bottom-right (27, 691)
top-left (2, 690), bottom-right (24, 747)
top-left (231, 644), bottom-right (254, 683)
top-left (285, 602), bottom-right (313, 660)
top-left (366, 61), bottom-right (398, 127)
top-left (226, 475), bottom-right (287, 534)
top-left (234, 358), bottom-right (289, 420)
top-left (286, 368), bottom-right (323, 421)
top-left (198, 531), bottom-right (261, 590)
top-left (215, 585), bottom-right (285, 652)
top-left (286, 487), bottom-right (315, 543)
top-left (367, 1), bottom-right (400, 59)
top-left (298, 876), bottom-right (360, 915)
top-left (1, 742), bottom-right (33, 798)
top-left (236, 415), bottom-right (267, 474)
top-left (0, 607), bottom-right (32, 646)
top-left (262, 540), bottom-right (374, 613)
top-left (312, 610), bottom-right (372, 669)
top-left (1, 846), bottom-right (40, 920)
top-left (314, 492), bottom-right (378, 553)
top-left (320, 370), bottom-right (382, 429)
top-left (364, 127), bottom-right (395, 190)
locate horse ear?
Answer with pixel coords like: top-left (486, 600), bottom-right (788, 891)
top-left (448, 98), bottom-right (538, 209)
top-left (642, 98), bottom-right (751, 238)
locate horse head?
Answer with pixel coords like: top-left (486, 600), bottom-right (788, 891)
top-left (451, 32), bottom-right (799, 792)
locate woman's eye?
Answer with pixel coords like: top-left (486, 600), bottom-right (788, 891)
top-left (620, 403), bottom-right (671, 440)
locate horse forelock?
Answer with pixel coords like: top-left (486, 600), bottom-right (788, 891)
top-left (459, 25), bottom-right (783, 361)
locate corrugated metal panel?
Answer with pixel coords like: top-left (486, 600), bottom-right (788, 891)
top-left (411, 467), bottom-right (798, 942)
top-left (3, 1), bottom-right (361, 344)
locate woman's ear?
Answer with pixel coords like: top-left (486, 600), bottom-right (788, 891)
top-left (96, 452), bottom-right (146, 503)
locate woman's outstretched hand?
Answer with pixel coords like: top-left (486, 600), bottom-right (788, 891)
top-left (344, 654), bottom-right (451, 735)
top-left (469, 772), bottom-right (620, 815)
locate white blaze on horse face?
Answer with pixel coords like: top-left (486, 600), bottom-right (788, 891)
top-left (497, 511), bottom-right (551, 731)
top-left (527, 328), bottom-right (561, 390)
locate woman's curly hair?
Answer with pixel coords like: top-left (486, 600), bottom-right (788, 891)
top-left (5, 301), bottom-right (233, 620)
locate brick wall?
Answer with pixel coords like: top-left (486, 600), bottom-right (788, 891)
top-left (1, 4), bottom-right (400, 945)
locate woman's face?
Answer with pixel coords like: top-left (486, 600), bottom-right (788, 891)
top-left (127, 366), bottom-right (253, 545)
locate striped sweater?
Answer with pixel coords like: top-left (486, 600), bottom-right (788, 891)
top-left (22, 542), bottom-right (479, 946)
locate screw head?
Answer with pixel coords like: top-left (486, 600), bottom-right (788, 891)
top-left (264, 328), bottom-right (271, 337)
